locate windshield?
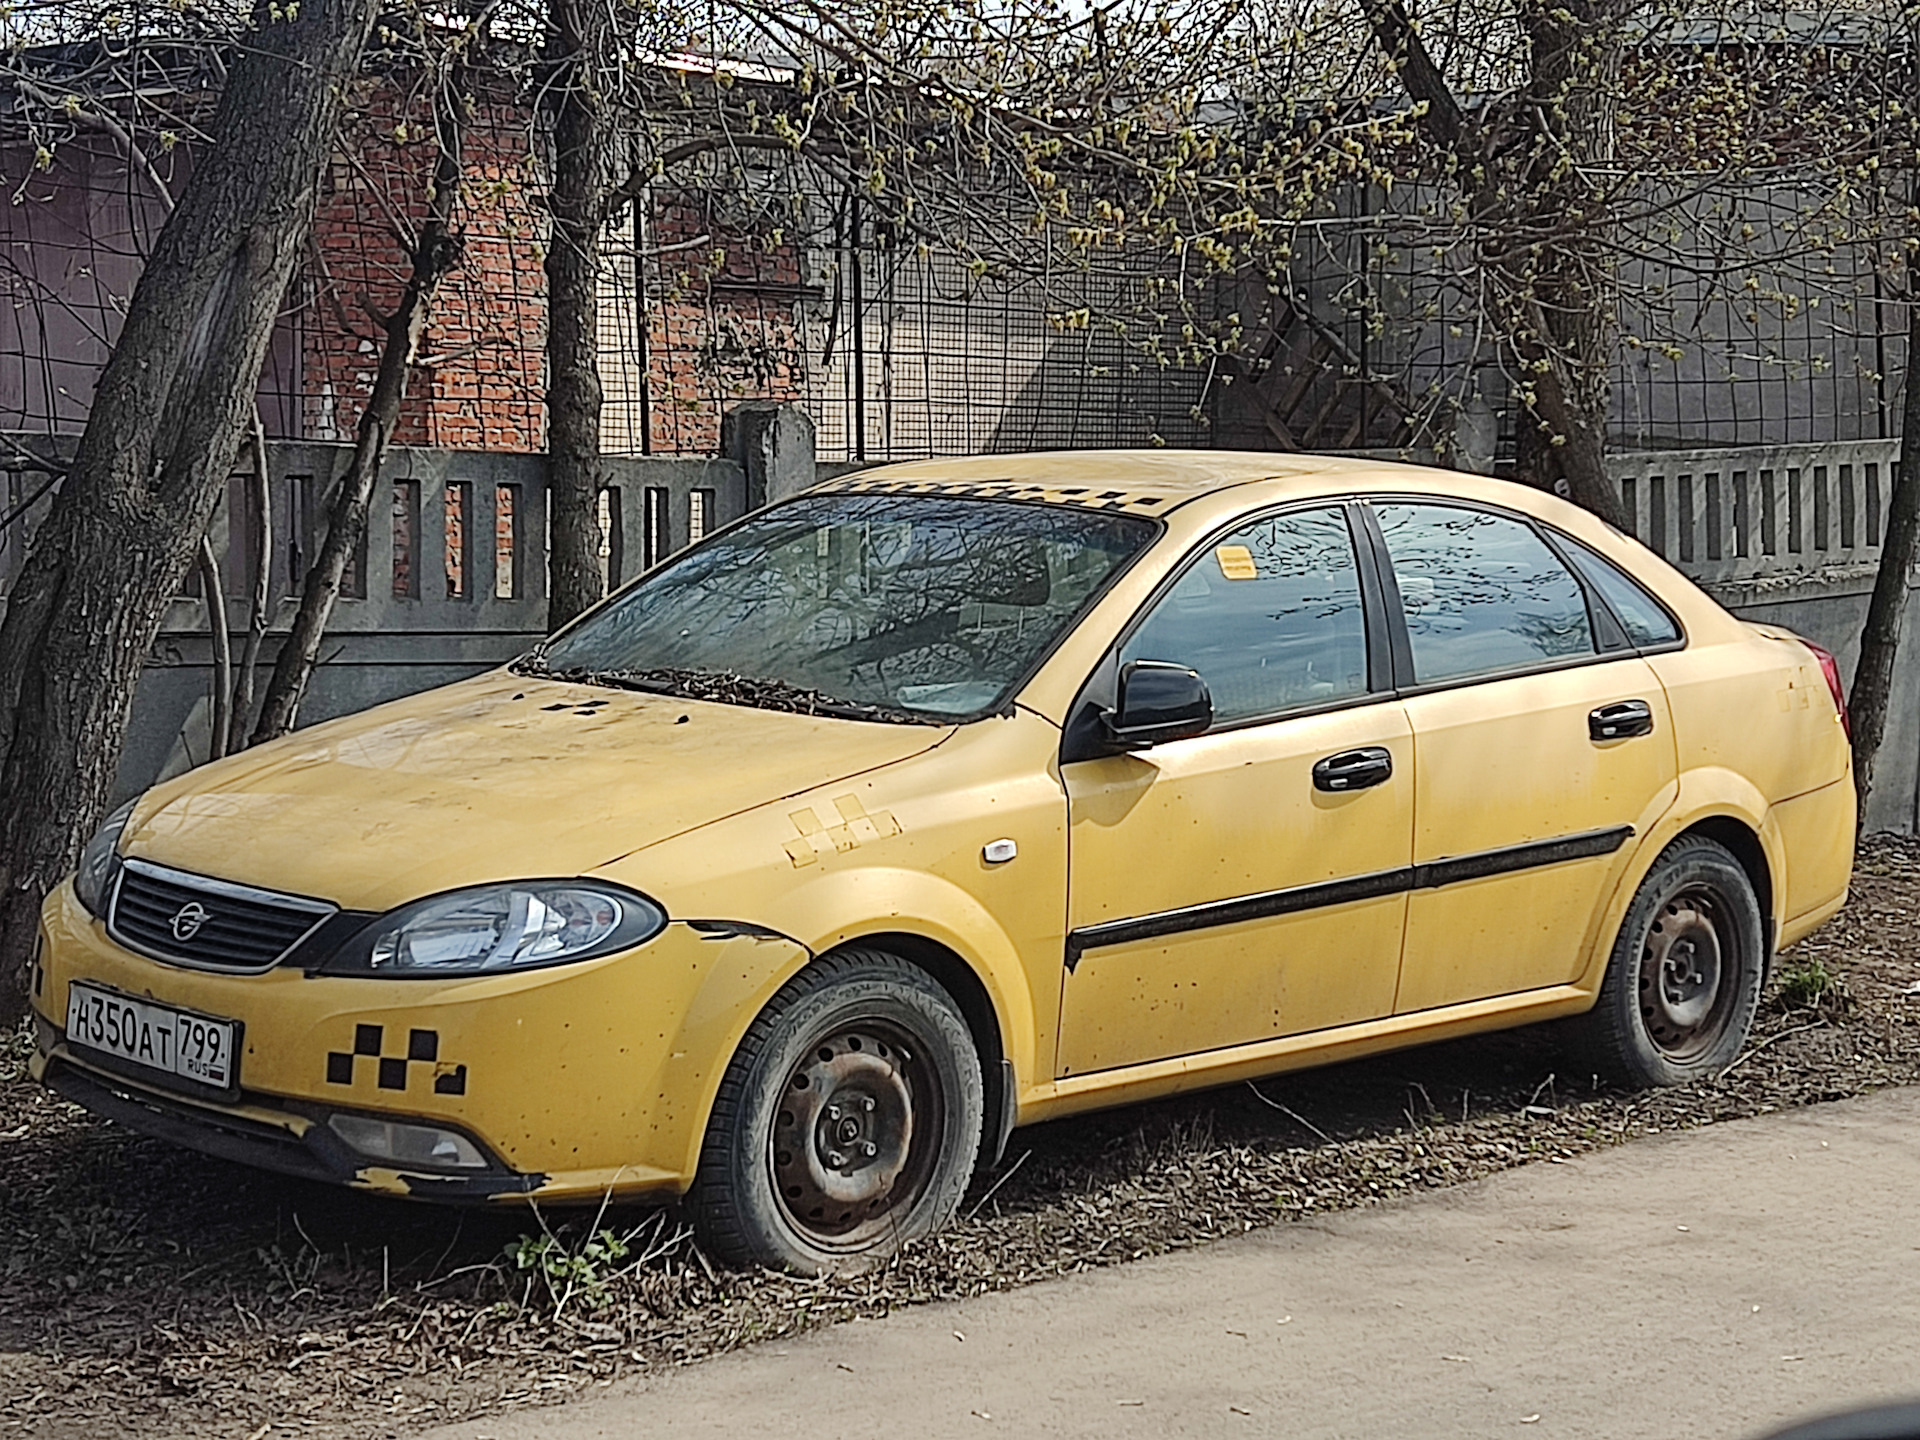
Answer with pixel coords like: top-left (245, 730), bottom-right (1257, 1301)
top-left (526, 492), bottom-right (1157, 721)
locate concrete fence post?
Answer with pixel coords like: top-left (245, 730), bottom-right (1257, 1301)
top-left (722, 402), bottom-right (816, 511)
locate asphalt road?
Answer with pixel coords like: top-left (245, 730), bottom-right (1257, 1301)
top-left (431, 1087), bottom-right (1920, 1440)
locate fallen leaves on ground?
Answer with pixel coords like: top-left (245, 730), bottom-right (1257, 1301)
top-left (3, 838), bottom-right (1917, 1438)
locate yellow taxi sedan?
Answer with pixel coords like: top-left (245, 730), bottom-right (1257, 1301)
top-left (30, 452), bottom-right (1854, 1272)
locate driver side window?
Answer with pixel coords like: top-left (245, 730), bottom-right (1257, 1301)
top-left (1120, 505), bottom-right (1370, 726)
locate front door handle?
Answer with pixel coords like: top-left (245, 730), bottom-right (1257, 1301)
top-left (1313, 747), bottom-right (1394, 792)
top-left (1590, 700), bottom-right (1655, 742)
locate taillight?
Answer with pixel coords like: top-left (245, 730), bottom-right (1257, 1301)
top-left (1801, 639), bottom-right (1850, 739)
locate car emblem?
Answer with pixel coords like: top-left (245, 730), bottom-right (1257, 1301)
top-left (170, 902), bottom-right (212, 942)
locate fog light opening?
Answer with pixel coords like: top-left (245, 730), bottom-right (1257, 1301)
top-left (326, 1113), bottom-right (488, 1170)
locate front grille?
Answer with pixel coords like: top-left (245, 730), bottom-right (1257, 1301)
top-left (108, 858), bottom-right (336, 972)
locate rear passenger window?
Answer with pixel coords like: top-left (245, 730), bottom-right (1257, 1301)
top-left (1562, 539), bottom-right (1682, 647)
top-left (1121, 506), bottom-right (1369, 724)
top-left (1375, 503), bottom-right (1595, 684)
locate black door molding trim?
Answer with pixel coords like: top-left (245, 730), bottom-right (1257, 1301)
top-left (1065, 824), bottom-right (1634, 970)
top-left (1410, 824), bottom-right (1634, 890)
top-left (1065, 866), bottom-right (1412, 970)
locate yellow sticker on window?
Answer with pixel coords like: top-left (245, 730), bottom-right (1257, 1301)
top-left (1215, 544), bottom-right (1258, 581)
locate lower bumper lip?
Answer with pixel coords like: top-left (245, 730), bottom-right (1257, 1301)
top-left (41, 1051), bottom-right (544, 1203)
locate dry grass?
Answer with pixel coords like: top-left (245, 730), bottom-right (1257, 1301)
top-left (4, 837), bottom-right (1918, 1438)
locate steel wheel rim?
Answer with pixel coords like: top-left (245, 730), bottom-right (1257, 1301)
top-left (769, 1020), bottom-right (944, 1253)
top-left (1638, 884), bottom-right (1736, 1060)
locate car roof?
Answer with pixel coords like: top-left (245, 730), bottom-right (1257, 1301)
top-left (812, 450), bottom-right (1378, 517)
top-left (807, 450), bottom-right (1657, 581)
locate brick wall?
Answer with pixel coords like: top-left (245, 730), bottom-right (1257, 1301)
top-left (304, 79), bottom-right (546, 452)
top-left (304, 81), bottom-right (818, 459)
top-left (625, 189), bottom-right (814, 453)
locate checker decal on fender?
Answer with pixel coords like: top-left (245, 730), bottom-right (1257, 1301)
top-left (784, 795), bottom-right (902, 868)
top-left (325, 1024), bottom-right (467, 1095)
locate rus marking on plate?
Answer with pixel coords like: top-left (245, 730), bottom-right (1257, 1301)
top-left (784, 796), bottom-right (902, 867)
top-left (325, 1024), bottom-right (467, 1094)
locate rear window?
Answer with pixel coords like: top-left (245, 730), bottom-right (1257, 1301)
top-left (1374, 502), bottom-right (1596, 684)
top-left (1562, 539), bottom-right (1682, 648)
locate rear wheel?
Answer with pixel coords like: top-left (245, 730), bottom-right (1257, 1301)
top-left (689, 948), bottom-right (983, 1274)
top-left (1562, 835), bottom-right (1766, 1088)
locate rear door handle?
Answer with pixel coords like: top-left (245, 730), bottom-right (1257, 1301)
top-left (1313, 747), bottom-right (1394, 792)
top-left (1590, 700), bottom-right (1655, 742)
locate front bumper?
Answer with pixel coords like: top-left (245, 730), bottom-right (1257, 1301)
top-left (34, 1040), bottom-right (537, 1200)
top-left (31, 880), bottom-right (811, 1203)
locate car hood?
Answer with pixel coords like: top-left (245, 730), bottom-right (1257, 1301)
top-left (125, 671), bottom-right (952, 912)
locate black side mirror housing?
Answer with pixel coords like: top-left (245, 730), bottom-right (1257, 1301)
top-left (1104, 661), bottom-right (1212, 748)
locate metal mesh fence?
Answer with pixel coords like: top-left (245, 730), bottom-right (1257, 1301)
top-left (0, 81), bottom-right (550, 451)
top-left (0, 129), bottom-right (306, 439)
top-left (592, 170), bottom-right (1218, 461)
top-left (801, 208), bottom-right (1215, 462)
top-left (0, 81), bottom-right (1908, 471)
top-left (1266, 180), bottom-right (1906, 460)
top-left (1607, 183), bottom-right (1902, 450)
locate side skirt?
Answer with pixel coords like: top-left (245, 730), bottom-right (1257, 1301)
top-left (1019, 983), bottom-right (1596, 1125)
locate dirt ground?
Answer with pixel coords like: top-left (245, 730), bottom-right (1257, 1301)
top-left (426, 1086), bottom-right (1920, 1440)
top-left (4, 838), bottom-right (1918, 1439)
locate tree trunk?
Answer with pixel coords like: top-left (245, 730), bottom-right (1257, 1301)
top-left (1849, 294), bottom-right (1920, 819)
top-left (197, 534), bottom-right (233, 762)
top-left (251, 85), bottom-right (466, 745)
top-left (1360, 0), bottom-right (1629, 530)
top-left (227, 416), bottom-right (274, 751)
top-left (543, 0), bottom-right (615, 630)
top-left (1523, 348), bottom-right (1630, 529)
top-left (0, 0), bottom-right (377, 1021)
top-left (1509, 0), bottom-right (1631, 531)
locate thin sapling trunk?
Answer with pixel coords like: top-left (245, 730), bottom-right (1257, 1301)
top-left (250, 80), bottom-right (466, 745)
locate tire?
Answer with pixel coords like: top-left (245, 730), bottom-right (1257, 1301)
top-left (1562, 835), bottom-right (1767, 1088)
top-left (688, 948), bottom-right (984, 1274)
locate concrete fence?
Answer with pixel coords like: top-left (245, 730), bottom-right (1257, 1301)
top-left (2, 422), bottom-right (1916, 829)
top-left (1604, 439), bottom-right (1920, 835)
top-left (0, 403), bottom-right (819, 793)
top-left (1608, 440), bottom-right (1900, 587)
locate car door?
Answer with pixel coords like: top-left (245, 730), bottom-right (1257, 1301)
top-left (1056, 503), bottom-right (1414, 1078)
top-left (1365, 500), bottom-right (1680, 1014)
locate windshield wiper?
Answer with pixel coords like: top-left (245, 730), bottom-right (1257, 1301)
top-left (511, 656), bottom-right (940, 726)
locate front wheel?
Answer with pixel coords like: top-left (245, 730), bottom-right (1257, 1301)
top-left (1562, 835), bottom-right (1766, 1088)
top-left (688, 949), bottom-right (983, 1274)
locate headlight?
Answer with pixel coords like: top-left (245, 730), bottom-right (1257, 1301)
top-left (322, 882), bottom-right (666, 977)
top-left (73, 798), bottom-right (138, 919)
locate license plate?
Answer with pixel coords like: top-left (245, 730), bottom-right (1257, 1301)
top-left (65, 982), bottom-right (239, 1092)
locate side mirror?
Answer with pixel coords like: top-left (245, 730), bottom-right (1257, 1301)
top-left (1105, 661), bottom-right (1212, 748)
